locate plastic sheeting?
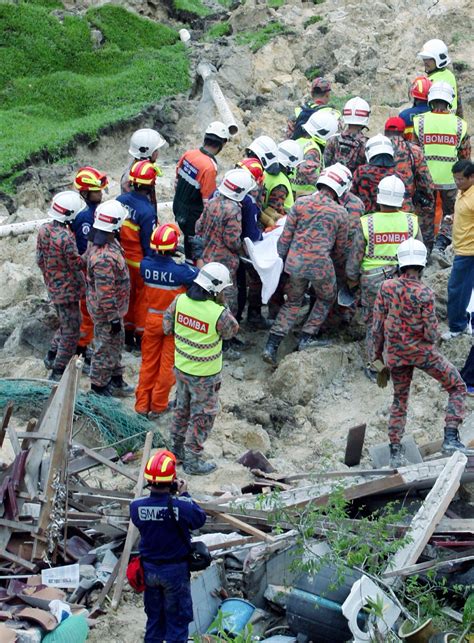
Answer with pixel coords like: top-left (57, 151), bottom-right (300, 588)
top-left (244, 218), bottom-right (286, 304)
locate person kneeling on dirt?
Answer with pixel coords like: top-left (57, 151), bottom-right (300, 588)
top-left (369, 238), bottom-right (470, 468)
top-left (163, 262), bottom-right (239, 475)
top-left (130, 450), bottom-right (206, 642)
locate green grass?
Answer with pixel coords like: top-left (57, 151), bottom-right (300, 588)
top-left (304, 66), bottom-right (321, 81)
top-left (204, 21), bottom-right (231, 40)
top-left (236, 22), bottom-right (287, 52)
top-left (267, 0), bottom-right (285, 7)
top-left (173, 0), bottom-right (211, 17)
top-left (304, 15), bottom-right (322, 28)
top-left (0, 3), bottom-right (190, 183)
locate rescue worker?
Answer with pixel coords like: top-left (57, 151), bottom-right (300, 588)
top-left (245, 136), bottom-right (280, 178)
top-left (117, 160), bottom-right (159, 351)
top-left (195, 168), bottom-right (257, 323)
top-left (417, 38), bottom-right (463, 117)
top-left (292, 110), bottom-right (340, 197)
top-left (173, 122), bottom-right (229, 264)
top-left (384, 116), bottom-right (435, 251)
top-left (370, 238), bottom-right (468, 467)
top-left (86, 200), bottom-right (132, 396)
top-left (129, 450), bottom-right (206, 642)
top-left (262, 164), bottom-right (350, 365)
top-left (262, 139), bottom-right (303, 225)
top-left (163, 263), bottom-right (240, 474)
top-left (135, 224), bottom-right (198, 419)
top-left (337, 164), bottom-right (366, 250)
top-left (346, 176), bottom-right (422, 381)
top-left (324, 97), bottom-right (370, 173)
top-left (399, 75), bottom-right (432, 141)
top-left (37, 191), bottom-right (87, 381)
top-left (121, 127), bottom-right (166, 195)
top-left (352, 134), bottom-right (404, 213)
top-left (413, 81), bottom-right (470, 266)
top-left (286, 77), bottom-right (336, 139)
top-left (442, 160), bottom-right (474, 340)
top-left (72, 166), bottom-right (109, 369)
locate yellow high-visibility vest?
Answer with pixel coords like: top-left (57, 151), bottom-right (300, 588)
top-left (360, 211), bottom-right (419, 271)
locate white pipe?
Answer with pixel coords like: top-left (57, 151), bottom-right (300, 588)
top-left (197, 62), bottom-right (239, 136)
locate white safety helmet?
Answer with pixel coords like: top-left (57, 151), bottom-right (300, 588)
top-left (334, 162), bottom-right (353, 193)
top-left (247, 135), bottom-right (279, 172)
top-left (417, 38), bottom-right (451, 69)
top-left (365, 134), bottom-right (394, 162)
top-left (277, 139), bottom-right (304, 169)
top-left (205, 121), bottom-right (229, 142)
top-left (194, 262), bottom-right (233, 294)
top-left (48, 191), bottom-right (87, 223)
top-left (93, 200), bottom-right (129, 232)
top-left (303, 110), bottom-right (340, 141)
top-left (342, 97), bottom-right (371, 127)
top-left (129, 128), bottom-right (166, 159)
top-left (397, 238), bottom-right (427, 268)
top-left (376, 175), bottom-right (405, 207)
top-left (316, 163), bottom-right (352, 197)
top-left (218, 168), bottom-right (257, 202)
top-left (427, 81), bottom-right (455, 107)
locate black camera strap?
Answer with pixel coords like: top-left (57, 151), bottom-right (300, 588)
top-left (167, 496), bottom-right (192, 553)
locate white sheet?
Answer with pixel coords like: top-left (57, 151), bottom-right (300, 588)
top-left (243, 217), bottom-right (286, 304)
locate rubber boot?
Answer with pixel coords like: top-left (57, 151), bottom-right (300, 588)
top-left (90, 383), bottom-right (113, 396)
top-left (43, 350), bottom-right (57, 370)
top-left (262, 333), bottom-right (283, 366)
top-left (171, 439), bottom-right (185, 464)
top-left (124, 330), bottom-right (136, 353)
top-left (247, 307), bottom-right (272, 330)
top-left (389, 443), bottom-right (407, 468)
top-left (135, 335), bottom-right (142, 352)
top-left (110, 374), bottom-right (134, 398)
top-left (183, 450), bottom-right (217, 476)
top-left (298, 332), bottom-right (332, 351)
top-left (442, 427), bottom-right (474, 454)
top-left (49, 369), bottom-right (64, 382)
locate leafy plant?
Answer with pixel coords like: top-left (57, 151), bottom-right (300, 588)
top-left (236, 22), bottom-right (288, 52)
top-left (204, 21), bottom-right (231, 40)
top-left (458, 593), bottom-right (474, 642)
top-left (173, 0), bottom-right (211, 17)
top-left (194, 608), bottom-right (254, 642)
top-left (267, 0), bottom-right (285, 8)
top-left (304, 65), bottom-right (321, 80)
top-left (304, 15), bottom-right (322, 28)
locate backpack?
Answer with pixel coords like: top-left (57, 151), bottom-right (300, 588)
top-left (291, 103), bottom-right (325, 140)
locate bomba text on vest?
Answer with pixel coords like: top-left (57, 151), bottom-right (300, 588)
top-left (424, 134), bottom-right (457, 146)
top-left (177, 312), bottom-right (209, 334)
top-left (374, 232), bottom-right (410, 244)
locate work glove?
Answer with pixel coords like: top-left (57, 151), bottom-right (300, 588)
top-left (372, 359), bottom-right (390, 389)
top-left (110, 319), bottom-right (122, 335)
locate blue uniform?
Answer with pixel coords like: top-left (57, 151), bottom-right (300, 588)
top-left (71, 203), bottom-right (96, 255)
top-left (399, 104), bottom-right (430, 135)
top-left (116, 191), bottom-right (157, 257)
top-left (130, 491), bottom-right (207, 643)
top-left (140, 254), bottom-right (198, 289)
top-left (241, 194), bottom-right (263, 242)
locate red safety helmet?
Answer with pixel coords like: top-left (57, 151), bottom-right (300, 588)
top-left (144, 450), bottom-right (177, 484)
top-left (129, 160), bottom-right (159, 186)
top-left (74, 166), bottom-right (109, 192)
top-left (150, 223), bottom-right (180, 252)
top-left (236, 158), bottom-right (264, 185)
top-left (409, 76), bottom-right (432, 101)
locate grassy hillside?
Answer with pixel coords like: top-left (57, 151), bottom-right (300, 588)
top-left (0, 1), bottom-right (190, 187)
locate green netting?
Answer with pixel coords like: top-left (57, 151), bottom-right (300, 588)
top-left (0, 379), bottom-right (168, 454)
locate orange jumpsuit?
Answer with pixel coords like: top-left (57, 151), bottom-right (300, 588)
top-left (135, 253), bottom-right (198, 414)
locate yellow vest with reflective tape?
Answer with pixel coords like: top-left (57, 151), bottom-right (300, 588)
top-left (429, 68), bottom-right (458, 113)
top-left (413, 112), bottom-right (467, 189)
top-left (263, 172), bottom-right (294, 210)
top-left (290, 138), bottom-right (323, 195)
top-left (360, 211), bottom-right (419, 271)
top-left (174, 294), bottom-right (223, 376)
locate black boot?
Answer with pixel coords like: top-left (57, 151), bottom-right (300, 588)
top-left (49, 369), bottom-right (63, 382)
top-left (262, 333), bottom-right (283, 365)
top-left (76, 345), bottom-right (87, 357)
top-left (91, 383), bottom-right (113, 396)
top-left (389, 443), bottom-right (407, 468)
top-left (43, 349), bottom-right (57, 370)
top-left (247, 307), bottom-right (272, 330)
top-left (298, 332), bottom-right (332, 351)
top-left (124, 330), bottom-right (135, 352)
top-left (442, 427), bottom-right (472, 454)
top-left (183, 449), bottom-right (217, 475)
top-left (110, 375), bottom-right (134, 397)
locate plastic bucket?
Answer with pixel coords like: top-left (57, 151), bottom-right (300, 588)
top-left (208, 598), bottom-right (255, 635)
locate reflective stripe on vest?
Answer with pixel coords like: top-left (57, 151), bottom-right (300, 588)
top-left (174, 294), bottom-right (223, 376)
top-left (429, 68), bottom-right (458, 112)
top-left (121, 220), bottom-right (143, 265)
top-left (263, 172), bottom-right (294, 210)
top-left (289, 138), bottom-right (323, 193)
top-left (360, 211), bottom-right (418, 270)
top-left (414, 112), bottom-right (466, 189)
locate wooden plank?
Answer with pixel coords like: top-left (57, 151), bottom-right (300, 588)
top-left (110, 431), bottom-right (153, 610)
top-left (0, 519), bottom-right (38, 533)
top-left (67, 447), bottom-right (119, 475)
top-left (76, 444), bottom-right (138, 483)
top-left (6, 425), bottom-right (21, 456)
top-left (0, 550), bottom-right (37, 571)
top-left (344, 423), bottom-right (366, 467)
top-left (419, 439), bottom-right (443, 459)
top-left (435, 518), bottom-right (474, 534)
top-left (207, 536), bottom-right (256, 551)
top-left (383, 452), bottom-right (467, 584)
top-left (0, 402), bottom-right (14, 449)
top-left (383, 548), bottom-right (474, 578)
top-left (20, 419), bottom-right (37, 451)
top-left (89, 557), bottom-right (121, 618)
top-left (207, 510), bottom-right (275, 543)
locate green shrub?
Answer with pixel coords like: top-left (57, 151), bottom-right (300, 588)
top-left (0, 4), bottom-right (190, 181)
top-left (304, 15), bottom-right (322, 28)
top-left (236, 22), bottom-right (287, 52)
top-left (304, 66), bottom-right (321, 80)
top-left (205, 21), bottom-right (231, 40)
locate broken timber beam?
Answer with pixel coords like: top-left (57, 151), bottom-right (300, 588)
top-left (75, 444), bottom-right (138, 483)
top-left (206, 510), bottom-right (275, 543)
top-left (383, 451), bottom-right (467, 585)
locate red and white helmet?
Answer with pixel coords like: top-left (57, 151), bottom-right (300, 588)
top-left (428, 81), bottom-right (455, 107)
top-left (409, 76), bottom-right (432, 101)
top-left (144, 450), bottom-right (177, 484)
top-left (277, 140), bottom-right (304, 169)
top-left (194, 262), bottom-right (233, 294)
top-left (129, 128), bottom-right (166, 159)
top-left (418, 38), bottom-right (451, 69)
top-left (150, 223), bottom-right (180, 252)
top-left (303, 110), bottom-right (339, 142)
top-left (316, 163), bottom-right (352, 197)
top-left (218, 168), bottom-right (256, 202)
top-left (377, 175), bottom-right (405, 207)
top-left (48, 191), bottom-right (87, 223)
top-left (342, 97), bottom-right (371, 127)
top-left (246, 136), bottom-right (279, 172)
top-left (93, 200), bottom-right (128, 233)
top-left (236, 158), bottom-right (264, 185)
top-left (365, 134), bottom-right (394, 162)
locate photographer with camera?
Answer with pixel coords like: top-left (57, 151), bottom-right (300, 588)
top-left (129, 449), bottom-right (207, 643)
